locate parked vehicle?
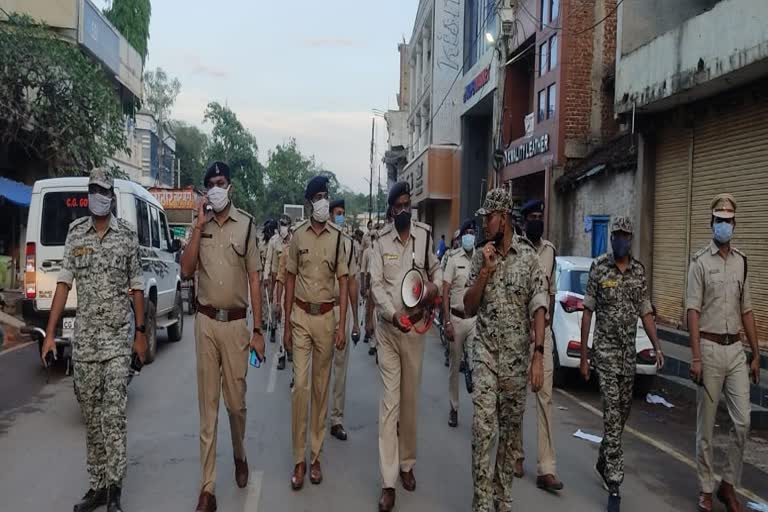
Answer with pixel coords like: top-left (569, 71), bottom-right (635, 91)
top-left (552, 256), bottom-right (658, 395)
top-left (22, 178), bottom-right (184, 372)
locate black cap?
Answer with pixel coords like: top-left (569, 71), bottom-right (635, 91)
top-left (305, 175), bottom-right (329, 200)
top-left (460, 218), bottom-right (476, 235)
top-left (330, 198), bottom-right (345, 211)
top-left (203, 161), bottom-right (231, 186)
top-left (388, 181), bottom-right (410, 206)
top-left (520, 199), bottom-right (545, 218)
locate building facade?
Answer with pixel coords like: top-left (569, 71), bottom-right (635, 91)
top-left (614, 0), bottom-right (768, 346)
top-left (401, 0), bottom-right (464, 242)
top-left (384, 43), bottom-right (411, 190)
top-left (110, 112), bottom-right (177, 189)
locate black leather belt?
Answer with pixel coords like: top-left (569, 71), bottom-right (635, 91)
top-left (197, 302), bottom-right (247, 322)
top-left (701, 332), bottom-right (740, 346)
top-left (450, 308), bottom-right (474, 320)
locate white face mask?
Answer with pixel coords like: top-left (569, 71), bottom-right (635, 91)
top-left (207, 185), bottom-right (230, 212)
top-left (312, 198), bottom-right (330, 223)
top-left (88, 193), bottom-right (112, 217)
top-left (279, 225), bottom-right (289, 238)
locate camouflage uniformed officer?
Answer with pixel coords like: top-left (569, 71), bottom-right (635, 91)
top-left (271, 214), bottom-right (293, 370)
top-left (687, 194), bottom-right (760, 512)
top-left (512, 199), bottom-right (564, 491)
top-left (442, 218), bottom-right (477, 428)
top-left (328, 199), bottom-right (360, 441)
top-left (284, 175), bottom-right (349, 490)
top-left (180, 161), bottom-right (264, 512)
top-left (463, 188), bottom-right (548, 512)
top-left (579, 215), bottom-right (663, 512)
top-left (261, 219), bottom-right (277, 339)
top-left (42, 169), bottom-right (146, 512)
top-left (370, 182), bottom-right (439, 512)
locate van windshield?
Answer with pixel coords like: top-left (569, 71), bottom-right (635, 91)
top-left (41, 192), bottom-right (90, 246)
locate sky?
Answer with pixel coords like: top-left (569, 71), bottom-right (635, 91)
top-left (97, 0), bottom-right (416, 194)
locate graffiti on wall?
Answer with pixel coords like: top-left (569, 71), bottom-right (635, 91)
top-left (436, 0), bottom-right (461, 71)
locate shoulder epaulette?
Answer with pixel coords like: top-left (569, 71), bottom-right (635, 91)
top-left (327, 222), bottom-right (342, 232)
top-left (515, 234), bottom-right (535, 250)
top-left (294, 220), bottom-right (309, 230)
top-left (236, 208), bottom-right (253, 220)
top-left (542, 239), bottom-right (556, 252)
top-left (594, 253), bottom-right (611, 266)
top-left (413, 221), bottom-right (431, 233)
top-left (69, 216), bottom-right (90, 231)
top-left (732, 247), bottom-right (747, 260)
top-left (692, 246), bottom-right (708, 261)
top-left (379, 224), bottom-right (394, 236)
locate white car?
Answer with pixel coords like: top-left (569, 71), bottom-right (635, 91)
top-left (551, 256), bottom-right (657, 393)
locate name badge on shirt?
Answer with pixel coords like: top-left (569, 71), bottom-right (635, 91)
top-left (601, 279), bottom-right (618, 288)
top-left (384, 253), bottom-right (398, 260)
top-left (709, 269), bottom-right (721, 275)
top-left (73, 247), bottom-right (93, 257)
top-left (201, 233), bottom-right (213, 239)
top-left (458, 265), bottom-right (466, 269)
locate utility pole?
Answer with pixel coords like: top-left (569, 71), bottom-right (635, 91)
top-left (368, 117), bottom-right (375, 224)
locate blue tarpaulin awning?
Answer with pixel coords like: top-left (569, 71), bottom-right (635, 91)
top-left (0, 177), bottom-right (32, 207)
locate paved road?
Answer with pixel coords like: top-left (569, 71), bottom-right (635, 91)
top-left (1, 315), bottom-right (766, 511)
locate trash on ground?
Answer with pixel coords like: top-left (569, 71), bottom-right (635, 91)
top-left (557, 406), bottom-right (568, 411)
top-left (747, 501), bottom-right (768, 512)
top-left (573, 429), bottom-right (602, 444)
top-left (646, 393), bottom-right (675, 408)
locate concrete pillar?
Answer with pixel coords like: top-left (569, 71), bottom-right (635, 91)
top-left (415, 46), bottom-right (423, 98)
top-left (422, 31), bottom-right (429, 93)
top-left (409, 58), bottom-right (416, 108)
top-left (421, 107), bottom-right (428, 147)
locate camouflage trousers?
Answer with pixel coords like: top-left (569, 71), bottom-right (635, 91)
top-left (472, 363), bottom-right (528, 512)
top-left (73, 356), bottom-right (130, 490)
top-left (597, 368), bottom-right (634, 487)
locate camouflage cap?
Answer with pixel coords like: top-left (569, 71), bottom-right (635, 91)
top-left (711, 193), bottom-right (736, 219)
top-left (610, 215), bottom-right (634, 234)
top-left (88, 168), bottom-right (113, 190)
top-left (476, 188), bottom-right (513, 216)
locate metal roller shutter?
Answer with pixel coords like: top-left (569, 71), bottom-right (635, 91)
top-left (652, 126), bottom-right (691, 327)
top-left (691, 96), bottom-right (768, 346)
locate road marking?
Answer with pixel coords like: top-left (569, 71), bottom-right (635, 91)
top-left (0, 341), bottom-right (35, 358)
top-left (555, 388), bottom-right (766, 503)
top-left (244, 469), bottom-right (263, 511)
top-left (266, 352), bottom-right (279, 393)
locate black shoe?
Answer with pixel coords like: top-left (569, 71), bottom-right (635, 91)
top-left (459, 360), bottom-right (466, 373)
top-left (369, 347), bottom-right (376, 356)
top-left (363, 335), bottom-right (370, 344)
top-left (107, 485), bottom-right (123, 512)
top-left (74, 488), bottom-right (108, 512)
top-left (448, 409), bottom-right (458, 428)
top-left (287, 351), bottom-right (293, 363)
top-left (277, 354), bottom-right (286, 370)
top-left (607, 488), bottom-right (621, 512)
top-left (290, 378), bottom-right (294, 389)
top-left (330, 424), bottom-right (348, 441)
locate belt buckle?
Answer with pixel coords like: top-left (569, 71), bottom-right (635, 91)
top-left (215, 309), bottom-right (229, 322)
top-left (309, 303), bottom-right (321, 315)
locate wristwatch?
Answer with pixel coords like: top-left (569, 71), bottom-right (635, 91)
top-left (533, 345), bottom-right (545, 355)
top-left (253, 327), bottom-right (263, 335)
top-left (135, 324), bottom-right (146, 333)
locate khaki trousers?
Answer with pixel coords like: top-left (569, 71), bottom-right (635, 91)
top-left (697, 338), bottom-right (751, 493)
top-left (330, 305), bottom-right (351, 426)
top-left (377, 320), bottom-right (425, 488)
top-left (195, 314), bottom-right (249, 493)
top-left (366, 290), bottom-right (377, 348)
top-left (449, 314), bottom-right (476, 412)
top-left (291, 306), bottom-right (335, 465)
top-left (512, 327), bottom-right (557, 476)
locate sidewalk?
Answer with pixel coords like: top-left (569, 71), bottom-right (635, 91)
top-left (656, 325), bottom-right (768, 429)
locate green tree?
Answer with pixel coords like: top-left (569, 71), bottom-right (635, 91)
top-left (103, 0), bottom-right (151, 63)
top-left (172, 121), bottom-right (208, 187)
top-left (0, 14), bottom-right (128, 174)
top-left (203, 102), bottom-right (264, 218)
top-left (143, 67), bottom-right (180, 183)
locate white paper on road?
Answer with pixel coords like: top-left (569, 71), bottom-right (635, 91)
top-left (557, 406), bottom-right (568, 411)
top-left (573, 429), bottom-right (603, 444)
top-left (646, 393), bottom-right (675, 408)
top-left (747, 501), bottom-right (768, 512)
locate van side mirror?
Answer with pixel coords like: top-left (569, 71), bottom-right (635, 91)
top-left (171, 239), bottom-right (182, 253)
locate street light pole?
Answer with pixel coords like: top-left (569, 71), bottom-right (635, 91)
top-left (368, 117), bottom-right (374, 224)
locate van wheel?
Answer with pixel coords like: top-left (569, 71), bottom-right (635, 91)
top-left (144, 300), bottom-right (158, 364)
top-left (167, 290), bottom-right (184, 342)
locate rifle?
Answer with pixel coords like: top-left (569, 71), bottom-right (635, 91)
top-left (463, 347), bottom-right (474, 394)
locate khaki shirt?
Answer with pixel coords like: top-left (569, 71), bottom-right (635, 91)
top-left (271, 235), bottom-right (291, 275)
top-left (443, 248), bottom-right (474, 313)
top-left (536, 239), bottom-right (557, 296)
top-left (370, 221), bottom-right (439, 322)
top-left (196, 206), bottom-right (261, 309)
top-left (264, 233), bottom-right (280, 279)
top-left (286, 220), bottom-right (349, 303)
top-left (334, 234), bottom-right (359, 301)
top-left (58, 215), bottom-right (144, 362)
top-left (686, 241), bottom-right (752, 335)
top-left (276, 248), bottom-right (287, 284)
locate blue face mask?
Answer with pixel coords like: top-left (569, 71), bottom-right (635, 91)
top-left (461, 234), bottom-right (475, 251)
top-left (334, 214), bottom-right (345, 226)
top-left (713, 221), bottom-right (734, 243)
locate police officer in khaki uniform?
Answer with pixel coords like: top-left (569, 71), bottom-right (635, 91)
top-left (271, 215), bottom-right (293, 369)
top-left (284, 176), bottom-right (349, 490)
top-left (180, 162), bottom-right (265, 512)
top-left (370, 182), bottom-right (439, 512)
top-left (328, 199), bottom-right (360, 441)
top-left (442, 218), bottom-right (477, 428)
top-left (687, 193), bottom-right (760, 512)
top-left (512, 199), bottom-right (564, 491)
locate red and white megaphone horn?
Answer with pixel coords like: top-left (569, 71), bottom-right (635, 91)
top-left (401, 268), bottom-right (425, 309)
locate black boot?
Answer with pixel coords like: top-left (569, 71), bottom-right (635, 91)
top-left (277, 353), bottom-right (286, 370)
top-left (107, 485), bottom-right (123, 512)
top-left (73, 488), bottom-right (107, 512)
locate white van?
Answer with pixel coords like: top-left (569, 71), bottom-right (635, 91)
top-left (22, 177), bottom-right (184, 367)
